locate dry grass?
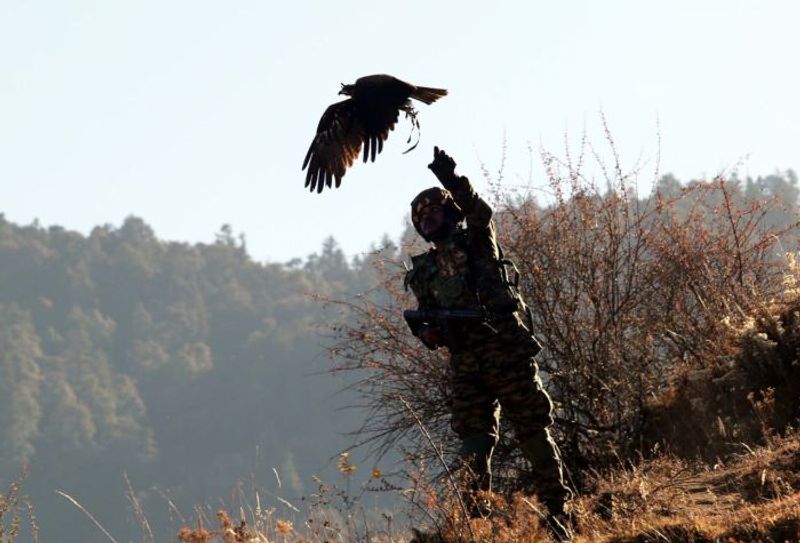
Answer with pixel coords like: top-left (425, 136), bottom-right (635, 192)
top-left (645, 251), bottom-right (800, 461)
top-left (571, 436), bottom-right (800, 542)
top-left (402, 436), bottom-right (800, 542)
top-left (171, 436), bottom-right (800, 542)
top-left (176, 510), bottom-right (261, 543)
top-left (0, 469), bottom-right (39, 543)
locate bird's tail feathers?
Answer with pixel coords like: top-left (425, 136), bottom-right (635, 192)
top-left (412, 86), bottom-right (447, 105)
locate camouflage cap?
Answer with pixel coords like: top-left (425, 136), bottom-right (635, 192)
top-left (410, 187), bottom-right (464, 233)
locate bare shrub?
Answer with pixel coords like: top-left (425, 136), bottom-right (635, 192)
top-left (326, 256), bottom-right (455, 467)
top-left (648, 250), bottom-right (800, 457)
top-left (498, 143), bottom-right (797, 471)
top-left (327, 127), bottom-right (799, 492)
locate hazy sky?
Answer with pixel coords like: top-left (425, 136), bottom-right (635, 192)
top-left (2, 1), bottom-right (798, 263)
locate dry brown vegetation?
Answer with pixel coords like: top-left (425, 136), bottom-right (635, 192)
top-left (0, 469), bottom-right (38, 543)
top-left (171, 435), bottom-right (800, 542)
top-left (571, 436), bottom-right (800, 542)
top-left (329, 127), bottom-right (798, 478)
top-left (409, 436), bottom-right (800, 542)
top-left (312, 128), bottom-right (800, 540)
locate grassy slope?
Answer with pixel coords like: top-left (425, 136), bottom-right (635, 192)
top-left (168, 436), bottom-right (800, 542)
top-left (571, 436), bottom-right (800, 543)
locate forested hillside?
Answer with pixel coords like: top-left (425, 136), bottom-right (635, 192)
top-left (0, 215), bottom-right (396, 542)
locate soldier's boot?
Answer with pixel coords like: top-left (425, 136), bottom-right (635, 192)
top-left (459, 435), bottom-right (494, 518)
top-left (519, 429), bottom-right (574, 541)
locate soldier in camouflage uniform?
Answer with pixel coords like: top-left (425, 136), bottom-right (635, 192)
top-left (404, 147), bottom-right (571, 526)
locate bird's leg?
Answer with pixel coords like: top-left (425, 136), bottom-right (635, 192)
top-left (401, 103), bottom-right (419, 126)
top-left (401, 103), bottom-right (421, 154)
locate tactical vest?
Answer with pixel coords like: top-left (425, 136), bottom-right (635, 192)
top-left (404, 231), bottom-right (478, 309)
top-left (404, 229), bottom-right (526, 316)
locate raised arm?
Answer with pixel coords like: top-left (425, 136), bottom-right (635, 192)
top-left (427, 146), bottom-right (492, 227)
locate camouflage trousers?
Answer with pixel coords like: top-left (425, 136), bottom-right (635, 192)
top-left (449, 320), bottom-right (569, 513)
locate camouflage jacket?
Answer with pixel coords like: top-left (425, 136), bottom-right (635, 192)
top-left (404, 175), bottom-right (531, 342)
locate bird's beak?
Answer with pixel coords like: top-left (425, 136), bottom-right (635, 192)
top-left (338, 83), bottom-right (346, 95)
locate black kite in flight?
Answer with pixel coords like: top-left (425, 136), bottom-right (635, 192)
top-left (302, 74), bottom-right (447, 193)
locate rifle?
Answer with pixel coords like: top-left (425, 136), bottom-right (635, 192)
top-left (403, 307), bottom-right (488, 353)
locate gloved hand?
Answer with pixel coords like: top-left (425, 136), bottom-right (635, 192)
top-left (418, 325), bottom-right (442, 350)
top-left (428, 146), bottom-right (458, 188)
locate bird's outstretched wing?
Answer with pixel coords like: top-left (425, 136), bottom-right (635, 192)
top-left (302, 100), bottom-right (364, 193)
top-left (360, 102), bottom-right (400, 164)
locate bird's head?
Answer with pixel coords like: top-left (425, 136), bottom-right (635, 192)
top-left (339, 83), bottom-right (355, 96)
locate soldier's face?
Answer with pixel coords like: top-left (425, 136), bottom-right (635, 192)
top-left (418, 204), bottom-right (446, 239)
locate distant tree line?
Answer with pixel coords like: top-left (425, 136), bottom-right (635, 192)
top-left (0, 215), bottom-right (395, 542)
